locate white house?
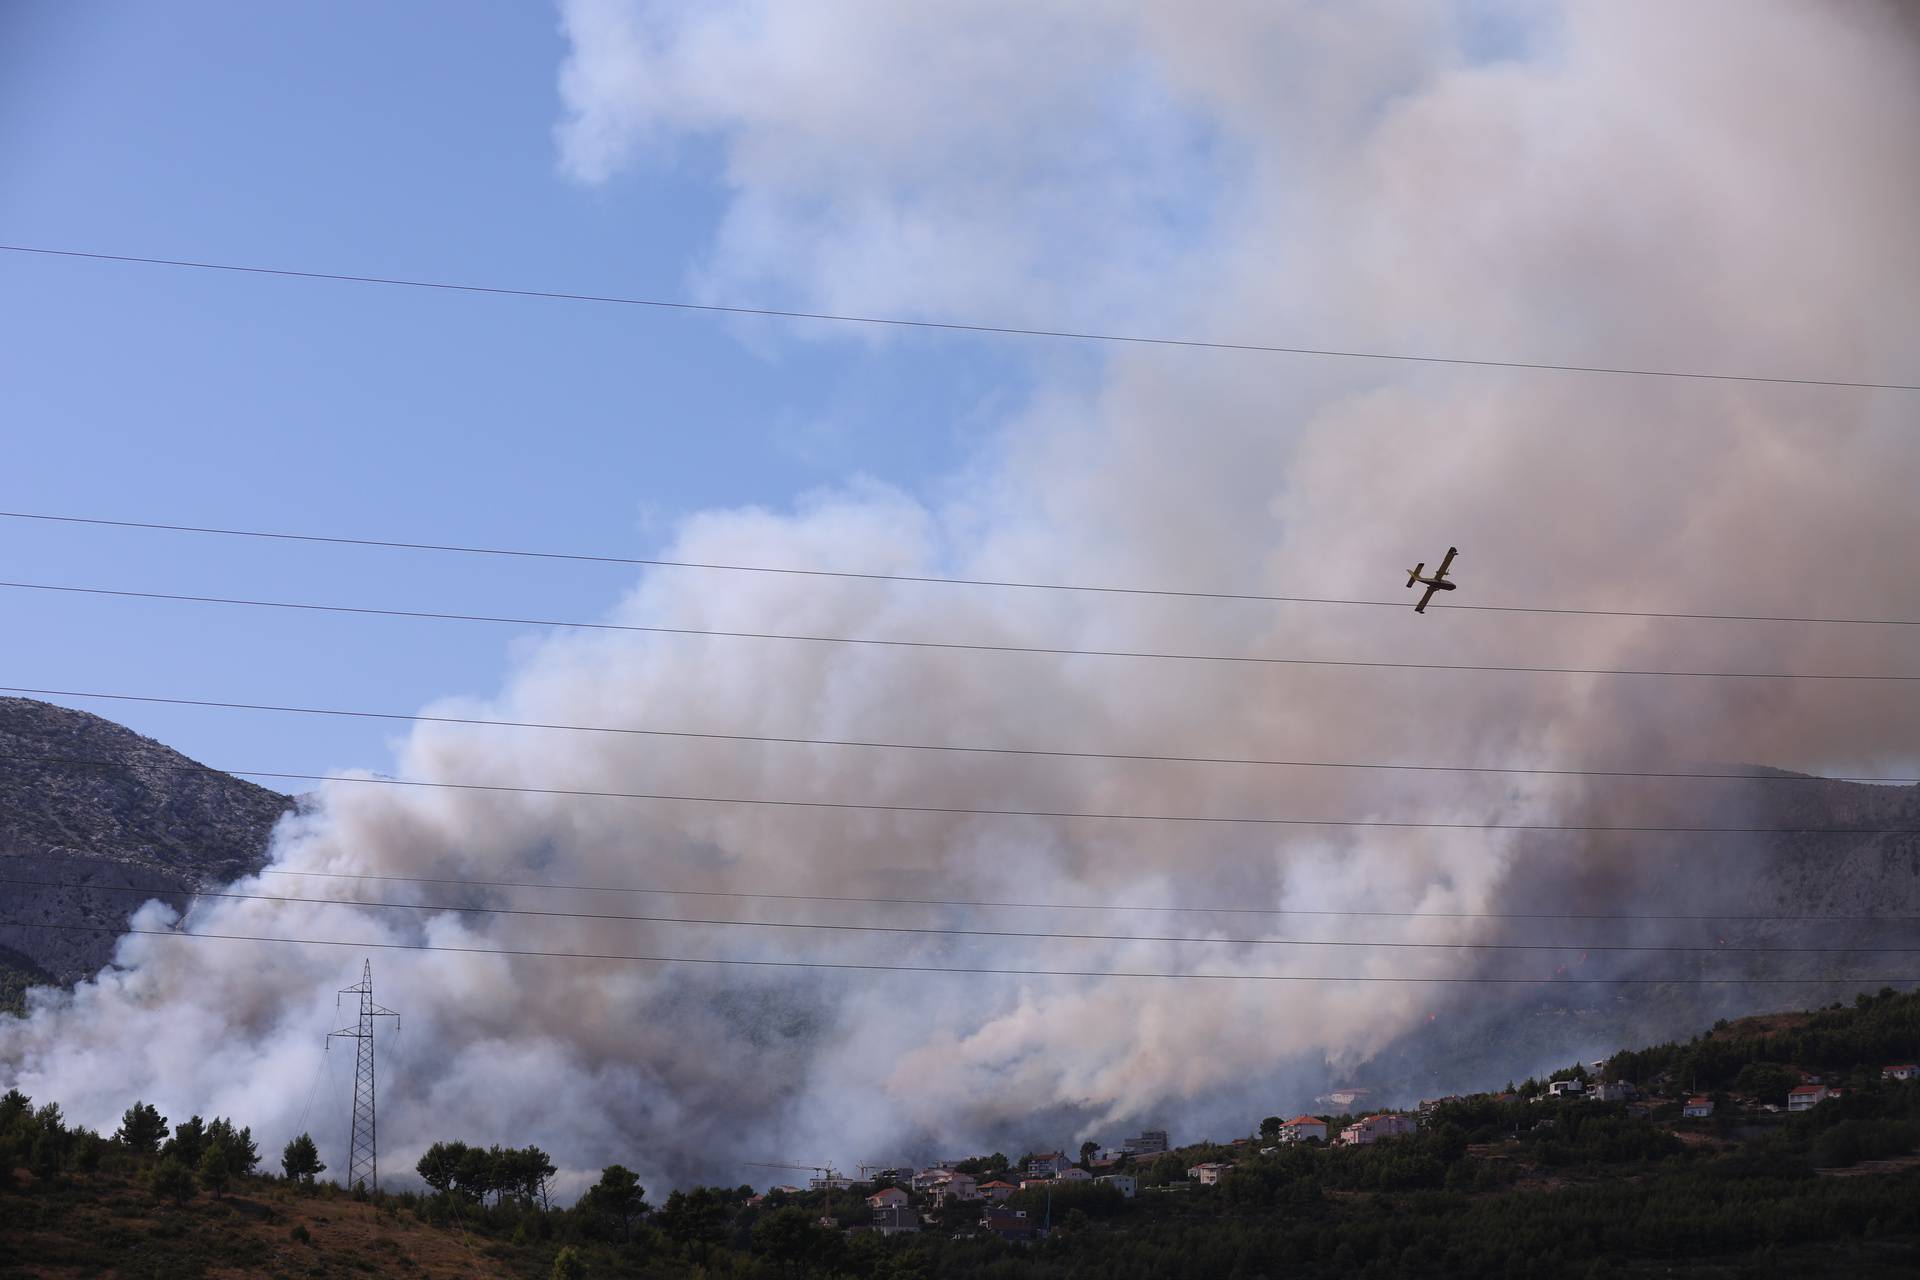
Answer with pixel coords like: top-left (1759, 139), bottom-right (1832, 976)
top-left (866, 1187), bottom-right (910, 1211)
top-left (1340, 1114), bottom-right (1419, 1146)
top-left (929, 1170), bottom-right (979, 1203)
top-left (1025, 1152), bottom-right (1072, 1178)
top-left (1683, 1097), bottom-right (1713, 1118)
top-left (1096, 1174), bottom-right (1137, 1199)
top-left (1547, 1079), bottom-right (1584, 1098)
top-left (1884, 1064), bottom-right (1918, 1082)
top-left (1121, 1129), bottom-right (1169, 1155)
top-left (1788, 1084), bottom-right (1832, 1112)
top-left (810, 1173), bottom-right (855, 1191)
top-left (1187, 1162), bottom-right (1233, 1186)
top-left (1056, 1167), bottom-right (1091, 1182)
top-left (1590, 1082), bottom-right (1637, 1103)
top-left (1281, 1115), bottom-right (1328, 1144)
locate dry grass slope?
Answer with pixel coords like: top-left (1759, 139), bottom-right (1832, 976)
top-left (1, 1166), bottom-right (527, 1280)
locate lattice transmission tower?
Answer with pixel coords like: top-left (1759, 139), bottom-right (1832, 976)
top-left (328, 959), bottom-right (400, 1192)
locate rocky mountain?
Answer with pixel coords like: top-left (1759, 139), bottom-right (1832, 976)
top-left (0, 697), bottom-right (292, 1001)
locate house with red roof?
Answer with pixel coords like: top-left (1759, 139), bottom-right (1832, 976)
top-left (1682, 1097), bottom-right (1713, 1118)
top-left (1788, 1084), bottom-right (1832, 1112)
top-left (1281, 1115), bottom-right (1328, 1144)
top-left (866, 1187), bottom-right (910, 1211)
top-left (1884, 1064), bottom-right (1918, 1082)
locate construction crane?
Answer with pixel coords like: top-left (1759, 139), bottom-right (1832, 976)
top-left (744, 1161), bottom-right (846, 1226)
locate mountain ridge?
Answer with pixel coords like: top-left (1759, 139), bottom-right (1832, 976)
top-left (0, 697), bottom-right (292, 997)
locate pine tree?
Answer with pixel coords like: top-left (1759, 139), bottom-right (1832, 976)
top-left (281, 1132), bottom-right (325, 1186)
top-left (207, 1117), bottom-right (260, 1175)
top-left (584, 1164), bottom-right (646, 1240)
top-left (197, 1145), bottom-right (232, 1197)
top-left (162, 1114), bottom-right (208, 1166)
top-left (114, 1101), bottom-right (169, 1154)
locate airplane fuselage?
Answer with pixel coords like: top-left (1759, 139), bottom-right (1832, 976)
top-left (1407, 546), bottom-right (1460, 614)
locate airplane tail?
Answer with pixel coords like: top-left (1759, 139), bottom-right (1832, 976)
top-left (1406, 564), bottom-right (1424, 588)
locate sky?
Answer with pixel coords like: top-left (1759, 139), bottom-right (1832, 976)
top-left (2, 0), bottom-right (1919, 1198)
top-left (0, 0), bottom-right (1023, 777)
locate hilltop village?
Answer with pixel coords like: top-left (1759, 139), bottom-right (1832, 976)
top-left (764, 1040), bottom-right (1920, 1243)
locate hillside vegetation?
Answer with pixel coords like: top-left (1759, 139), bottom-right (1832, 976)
top-left (6, 988), bottom-right (1920, 1278)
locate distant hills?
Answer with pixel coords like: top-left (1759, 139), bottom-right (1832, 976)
top-left (0, 697), bottom-right (291, 1002)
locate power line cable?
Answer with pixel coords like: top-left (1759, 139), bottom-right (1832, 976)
top-left (295, 1043), bottom-right (330, 1136)
top-left (249, 869), bottom-right (1920, 925)
top-left (5, 918), bottom-right (1906, 984)
top-left (9, 685), bottom-right (1913, 785)
top-left (26, 848), bottom-right (1916, 924)
top-left (6, 580), bottom-right (1917, 682)
top-left (8, 750), bottom-right (1919, 833)
top-left (12, 875), bottom-right (1914, 954)
top-left (5, 510), bottom-right (1913, 628)
top-left (3, 244), bottom-right (1914, 392)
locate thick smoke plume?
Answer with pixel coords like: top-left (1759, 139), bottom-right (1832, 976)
top-left (5, 0), bottom-right (1920, 1197)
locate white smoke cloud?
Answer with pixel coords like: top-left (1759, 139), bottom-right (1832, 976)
top-left (6, 0), bottom-right (1920, 1197)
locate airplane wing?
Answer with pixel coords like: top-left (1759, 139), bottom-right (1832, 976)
top-left (1415, 583), bottom-right (1441, 614)
top-left (1435, 546), bottom-right (1458, 579)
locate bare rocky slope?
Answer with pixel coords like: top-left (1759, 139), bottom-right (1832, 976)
top-left (0, 697), bottom-right (292, 1000)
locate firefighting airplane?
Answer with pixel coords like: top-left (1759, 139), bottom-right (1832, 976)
top-left (1406, 546), bottom-right (1459, 614)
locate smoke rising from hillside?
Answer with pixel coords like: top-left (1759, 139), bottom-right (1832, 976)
top-left (5, 0), bottom-right (1920, 1195)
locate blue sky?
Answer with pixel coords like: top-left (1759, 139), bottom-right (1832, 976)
top-left (0, 1), bottom-right (1030, 776)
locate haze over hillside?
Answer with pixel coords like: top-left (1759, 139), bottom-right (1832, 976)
top-left (1, 700), bottom-right (1914, 1178)
top-left (2, 0), bottom-right (1919, 1209)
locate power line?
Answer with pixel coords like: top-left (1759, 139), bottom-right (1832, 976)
top-left (247, 868), bottom-right (1920, 925)
top-left (6, 510), bottom-right (1914, 629)
top-left (4, 244), bottom-right (1914, 393)
top-left (18, 876), bottom-right (1915, 954)
top-left (5, 918), bottom-right (1907, 984)
top-left (23, 845), bottom-right (1909, 927)
top-left (7, 580), bottom-right (1919, 682)
top-left (8, 750), bottom-right (1919, 833)
top-left (9, 685), bottom-right (1913, 786)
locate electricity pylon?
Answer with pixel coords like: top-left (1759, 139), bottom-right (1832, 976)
top-left (328, 959), bottom-right (399, 1192)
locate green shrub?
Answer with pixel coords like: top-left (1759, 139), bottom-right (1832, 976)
top-left (148, 1157), bottom-right (195, 1204)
